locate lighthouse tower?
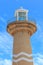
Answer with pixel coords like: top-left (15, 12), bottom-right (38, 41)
top-left (7, 7), bottom-right (37, 65)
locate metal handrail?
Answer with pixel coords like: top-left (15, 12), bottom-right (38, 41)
top-left (7, 17), bottom-right (36, 25)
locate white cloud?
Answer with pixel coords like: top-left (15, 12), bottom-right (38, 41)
top-left (0, 59), bottom-right (12, 65)
top-left (34, 57), bottom-right (43, 65)
top-left (36, 23), bottom-right (43, 43)
top-left (0, 16), bottom-right (8, 26)
top-left (33, 53), bottom-right (43, 65)
top-left (0, 32), bottom-right (13, 55)
top-left (0, 16), bottom-right (6, 22)
top-left (0, 16), bottom-right (7, 30)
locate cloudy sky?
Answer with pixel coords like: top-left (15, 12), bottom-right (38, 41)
top-left (0, 0), bottom-right (43, 65)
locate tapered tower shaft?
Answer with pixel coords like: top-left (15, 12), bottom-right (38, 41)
top-left (13, 31), bottom-right (33, 65)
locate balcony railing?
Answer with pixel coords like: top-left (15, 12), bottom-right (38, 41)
top-left (7, 17), bottom-right (36, 25)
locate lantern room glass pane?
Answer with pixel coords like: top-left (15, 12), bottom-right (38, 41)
top-left (18, 12), bottom-right (26, 21)
top-left (18, 12), bottom-right (26, 16)
top-left (19, 16), bottom-right (26, 21)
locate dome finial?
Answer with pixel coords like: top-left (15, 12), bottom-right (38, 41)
top-left (20, 6), bottom-right (23, 9)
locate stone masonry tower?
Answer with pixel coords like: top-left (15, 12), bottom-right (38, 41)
top-left (7, 7), bottom-right (37, 65)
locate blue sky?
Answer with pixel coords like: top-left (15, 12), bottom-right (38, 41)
top-left (0, 0), bottom-right (43, 65)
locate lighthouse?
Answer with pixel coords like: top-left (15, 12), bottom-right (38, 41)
top-left (7, 7), bottom-right (37, 65)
